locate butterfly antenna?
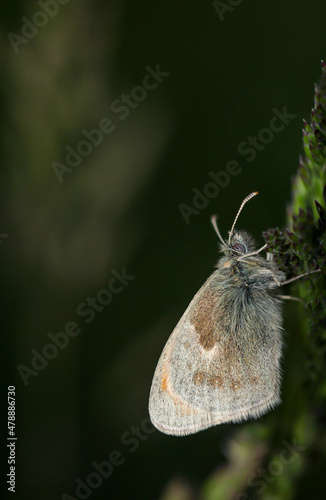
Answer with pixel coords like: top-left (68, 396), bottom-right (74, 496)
top-left (210, 215), bottom-right (225, 244)
top-left (228, 192), bottom-right (259, 245)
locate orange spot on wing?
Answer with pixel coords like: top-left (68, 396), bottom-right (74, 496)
top-left (161, 374), bottom-right (168, 391)
top-left (161, 362), bottom-right (193, 417)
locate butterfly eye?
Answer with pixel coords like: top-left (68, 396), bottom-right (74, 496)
top-left (232, 243), bottom-right (246, 253)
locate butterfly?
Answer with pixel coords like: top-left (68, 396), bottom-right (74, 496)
top-left (149, 192), bottom-right (320, 436)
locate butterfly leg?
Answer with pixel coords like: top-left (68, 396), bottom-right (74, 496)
top-left (237, 244), bottom-right (268, 261)
top-left (278, 294), bottom-right (306, 306)
top-left (272, 268), bottom-right (321, 287)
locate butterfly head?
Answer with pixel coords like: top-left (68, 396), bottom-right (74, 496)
top-left (210, 192), bottom-right (260, 262)
top-left (220, 230), bottom-right (257, 258)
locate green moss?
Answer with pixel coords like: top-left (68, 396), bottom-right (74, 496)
top-left (263, 61), bottom-right (326, 388)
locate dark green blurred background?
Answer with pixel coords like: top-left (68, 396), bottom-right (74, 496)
top-left (1, 1), bottom-right (326, 499)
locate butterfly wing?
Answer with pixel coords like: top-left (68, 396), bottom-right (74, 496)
top-left (149, 269), bottom-right (283, 436)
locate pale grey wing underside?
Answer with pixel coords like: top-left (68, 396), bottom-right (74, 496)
top-left (149, 271), bottom-right (282, 436)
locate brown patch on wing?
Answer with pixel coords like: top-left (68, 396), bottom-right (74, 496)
top-left (193, 371), bottom-right (224, 389)
top-left (193, 372), bottom-right (224, 389)
top-left (193, 371), bottom-right (206, 386)
top-left (251, 376), bottom-right (259, 385)
top-left (209, 375), bottom-right (223, 388)
top-left (190, 289), bottom-right (222, 350)
top-left (231, 379), bottom-right (242, 391)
